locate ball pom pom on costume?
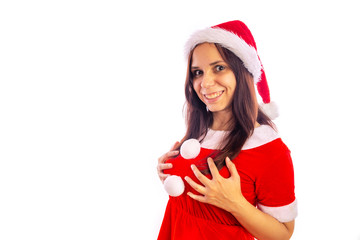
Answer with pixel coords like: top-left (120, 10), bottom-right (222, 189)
top-left (163, 139), bottom-right (201, 197)
top-left (180, 138), bottom-right (201, 159)
top-left (163, 175), bottom-right (185, 197)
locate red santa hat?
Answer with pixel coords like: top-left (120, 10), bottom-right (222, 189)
top-left (184, 20), bottom-right (279, 119)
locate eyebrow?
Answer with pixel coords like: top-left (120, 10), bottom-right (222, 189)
top-left (191, 60), bottom-right (225, 69)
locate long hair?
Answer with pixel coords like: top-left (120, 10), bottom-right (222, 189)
top-left (180, 43), bottom-right (274, 173)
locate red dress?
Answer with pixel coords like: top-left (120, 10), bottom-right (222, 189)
top-left (158, 125), bottom-right (297, 240)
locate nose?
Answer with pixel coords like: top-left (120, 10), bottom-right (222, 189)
top-left (201, 71), bottom-right (215, 88)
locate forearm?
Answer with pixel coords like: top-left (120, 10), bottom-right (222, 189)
top-left (229, 198), bottom-right (293, 240)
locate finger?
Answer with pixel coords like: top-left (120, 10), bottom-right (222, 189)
top-left (157, 163), bottom-right (173, 172)
top-left (170, 141), bottom-right (180, 151)
top-left (159, 173), bottom-right (170, 183)
top-left (190, 164), bottom-right (211, 186)
top-left (185, 176), bottom-right (206, 195)
top-left (158, 150), bottom-right (179, 164)
top-left (187, 191), bottom-right (207, 203)
top-left (225, 157), bottom-right (239, 180)
top-left (207, 157), bottom-right (221, 179)
top-left (161, 151), bottom-right (179, 162)
top-left (157, 163), bottom-right (173, 182)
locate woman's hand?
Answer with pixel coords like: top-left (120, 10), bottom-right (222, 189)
top-left (157, 142), bottom-right (180, 183)
top-left (186, 157), bottom-right (295, 240)
top-left (185, 157), bottom-right (245, 213)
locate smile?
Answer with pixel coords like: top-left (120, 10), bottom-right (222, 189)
top-left (204, 91), bottom-right (224, 100)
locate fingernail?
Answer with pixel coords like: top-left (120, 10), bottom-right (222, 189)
top-left (191, 164), bottom-right (195, 170)
top-left (168, 164), bottom-right (173, 168)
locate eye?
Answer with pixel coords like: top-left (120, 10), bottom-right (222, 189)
top-left (192, 70), bottom-right (203, 77)
top-left (215, 65), bottom-right (226, 72)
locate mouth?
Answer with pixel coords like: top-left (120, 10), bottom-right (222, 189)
top-left (204, 91), bottom-right (224, 100)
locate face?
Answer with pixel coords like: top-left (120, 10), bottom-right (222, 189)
top-left (191, 43), bottom-right (236, 114)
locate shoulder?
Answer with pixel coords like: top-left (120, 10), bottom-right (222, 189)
top-left (199, 125), bottom-right (290, 152)
top-left (242, 125), bottom-right (280, 150)
top-left (240, 125), bottom-right (291, 165)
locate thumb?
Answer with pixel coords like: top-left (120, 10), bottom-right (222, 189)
top-left (170, 141), bottom-right (180, 151)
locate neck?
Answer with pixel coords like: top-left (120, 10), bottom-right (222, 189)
top-left (211, 110), bottom-right (233, 131)
top-left (210, 110), bottom-right (261, 131)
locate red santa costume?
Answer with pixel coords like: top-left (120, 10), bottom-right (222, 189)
top-left (158, 125), bottom-right (297, 240)
top-left (158, 20), bottom-right (297, 239)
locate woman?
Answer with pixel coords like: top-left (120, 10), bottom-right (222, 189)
top-left (157, 20), bottom-right (297, 240)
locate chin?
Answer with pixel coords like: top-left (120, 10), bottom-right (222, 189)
top-left (208, 106), bottom-right (224, 113)
top-left (207, 104), bottom-right (231, 114)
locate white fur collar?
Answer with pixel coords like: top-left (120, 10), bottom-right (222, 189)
top-left (201, 125), bottom-right (279, 150)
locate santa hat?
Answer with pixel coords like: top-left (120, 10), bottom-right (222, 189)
top-left (184, 20), bottom-right (279, 119)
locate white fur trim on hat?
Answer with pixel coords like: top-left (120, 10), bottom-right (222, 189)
top-left (184, 27), bottom-right (262, 83)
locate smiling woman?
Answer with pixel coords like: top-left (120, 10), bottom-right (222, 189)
top-left (183, 41), bottom-right (270, 167)
top-left (157, 20), bottom-right (297, 240)
top-left (191, 43), bottom-right (237, 118)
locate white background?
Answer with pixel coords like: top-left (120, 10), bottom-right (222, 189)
top-left (1, 0), bottom-right (359, 239)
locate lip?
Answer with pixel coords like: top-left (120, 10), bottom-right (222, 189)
top-left (203, 90), bottom-right (224, 103)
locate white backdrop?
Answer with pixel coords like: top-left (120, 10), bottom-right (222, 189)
top-left (1, 0), bottom-right (359, 239)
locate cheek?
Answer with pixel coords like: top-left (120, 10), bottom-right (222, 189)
top-left (220, 76), bottom-right (236, 94)
top-left (227, 76), bottom-right (237, 96)
top-left (192, 80), bottom-right (202, 97)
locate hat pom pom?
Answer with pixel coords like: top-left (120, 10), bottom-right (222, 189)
top-left (260, 102), bottom-right (279, 120)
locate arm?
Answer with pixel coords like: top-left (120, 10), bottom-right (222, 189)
top-left (229, 197), bottom-right (294, 240)
top-left (185, 157), bottom-right (294, 240)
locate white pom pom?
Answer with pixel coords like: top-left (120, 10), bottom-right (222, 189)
top-left (260, 101), bottom-right (279, 120)
top-left (180, 139), bottom-right (201, 159)
top-left (163, 175), bottom-right (185, 197)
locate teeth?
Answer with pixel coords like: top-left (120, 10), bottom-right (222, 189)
top-left (205, 91), bottom-right (223, 99)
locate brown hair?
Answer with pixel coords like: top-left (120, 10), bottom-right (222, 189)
top-left (180, 43), bottom-right (274, 173)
